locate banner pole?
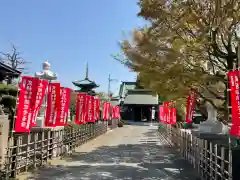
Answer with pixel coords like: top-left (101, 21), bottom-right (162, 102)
top-left (43, 80), bottom-right (50, 127)
top-left (237, 42), bottom-right (240, 145)
top-left (227, 65), bottom-right (235, 147)
top-left (226, 77), bottom-right (231, 147)
top-left (10, 74), bottom-right (22, 137)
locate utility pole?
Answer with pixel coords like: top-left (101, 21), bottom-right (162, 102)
top-left (107, 73), bottom-right (118, 100)
top-left (107, 74), bottom-right (111, 99)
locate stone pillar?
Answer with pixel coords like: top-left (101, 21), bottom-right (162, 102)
top-left (0, 115), bottom-right (9, 170)
top-left (197, 102), bottom-right (223, 134)
top-left (51, 127), bottom-right (64, 158)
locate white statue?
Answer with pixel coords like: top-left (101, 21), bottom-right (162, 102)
top-left (35, 60), bottom-right (57, 80)
top-left (33, 60), bottom-right (57, 128)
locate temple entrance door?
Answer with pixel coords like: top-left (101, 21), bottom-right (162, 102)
top-left (132, 105), bottom-right (152, 122)
top-left (133, 106), bottom-right (141, 121)
top-left (142, 105), bottom-right (152, 122)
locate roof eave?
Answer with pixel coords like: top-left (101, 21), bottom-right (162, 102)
top-left (0, 62), bottom-right (21, 74)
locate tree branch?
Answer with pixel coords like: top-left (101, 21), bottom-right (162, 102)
top-left (211, 29), bottom-right (228, 58)
top-left (196, 91), bottom-right (226, 112)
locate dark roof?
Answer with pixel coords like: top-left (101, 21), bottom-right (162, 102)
top-left (72, 78), bottom-right (99, 88)
top-left (121, 81), bottom-right (136, 84)
top-left (0, 62), bottom-right (21, 76)
top-left (72, 63), bottom-right (99, 88)
top-left (124, 93), bottom-right (158, 105)
top-left (127, 89), bottom-right (154, 94)
top-left (119, 81), bottom-right (136, 98)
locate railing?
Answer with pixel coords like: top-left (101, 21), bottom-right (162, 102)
top-left (158, 124), bottom-right (235, 180)
top-left (1, 120), bottom-right (118, 179)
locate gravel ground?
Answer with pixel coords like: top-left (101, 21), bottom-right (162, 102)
top-left (19, 124), bottom-right (200, 180)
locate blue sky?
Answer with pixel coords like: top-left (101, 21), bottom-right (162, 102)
top-left (0, 0), bottom-right (145, 94)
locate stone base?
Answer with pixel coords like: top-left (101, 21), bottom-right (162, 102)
top-left (31, 126), bottom-right (64, 132)
top-left (32, 116), bottom-right (65, 131)
top-left (191, 130), bottom-right (236, 146)
top-left (195, 120), bottom-right (225, 134)
top-left (35, 116), bottom-right (45, 127)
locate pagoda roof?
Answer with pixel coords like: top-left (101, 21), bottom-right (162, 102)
top-left (73, 78), bottom-right (99, 87)
top-left (72, 62), bottom-right (99, 88)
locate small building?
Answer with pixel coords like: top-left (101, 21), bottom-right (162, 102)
top-left (0, 62), bottom-right (21, 84)
top-left (119, 81), bottom-right (158, 121)
top-left (119, 81), bottom-right (136, 104)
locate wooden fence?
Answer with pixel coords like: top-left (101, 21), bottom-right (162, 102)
top-left (158, 124), bottom-right (240, 180)
top-left (1, 120), bottom-right (119, 179)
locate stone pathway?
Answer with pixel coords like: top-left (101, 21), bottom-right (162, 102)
top-left (20, 124), bottom-right (200, 180)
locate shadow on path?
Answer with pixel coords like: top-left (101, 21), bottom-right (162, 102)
top-left (25, 126), bottom-right (200, 180)
top-left (126, 121), bottom-right (159, 127)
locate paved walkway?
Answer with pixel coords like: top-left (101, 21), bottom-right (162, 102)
top-left (21, 124), bottom-right (200, 180)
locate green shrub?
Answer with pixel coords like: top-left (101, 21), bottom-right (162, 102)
top-left (0, 95), bottom-right (17, 110)
top-left (0, 84), bottom-right (18, 96)
top-left (0, 84), bottom-right (18, 131)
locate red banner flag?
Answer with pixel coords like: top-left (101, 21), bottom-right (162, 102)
top-left (31, 79), bottom-right (49, 127)
top-left (93, 97), bottom-right (99, 121)
top-left (165, 107), bottom-right (171, 124)
top-left (108, 102), bottom-right (111, 120)
top-left (159, 105), bottom-right (164, 122)
top-left (96, 98), bottom-right (100, 120)
top-left (55, 87), bottom-right (71, 126)
top-left (103, 102), bottom-right (110, 120)
top-left (168, 108), bottom-right (172, 124)
top-left (228, 70), bottom-right (240, 136)
top-left (172, 108), bottom-right (177, 124)
top-left (84, 95), bottom-right (89, 123)
top-left (163, 102), bottom-right (169, 124)
top-left (228, 71), bottom-right (240, 125)
top-left (14, 76), bottom-right (39, 132)
top-left (90, 96), bottom-right (95, 122)
top-left (116, 106), bottom-right (120, 119)
top-left (230, 125), bottom-right (240, 136)
top-left (185, 91), bottom-right (196, 123)
top-left (160, 102), bottom-right (177, 124)
top-left (74, 93), bottom-right (86, 124)
top-left (84, 95), bottom-right (95, 123)
top-left (112, 106), bottom-right (116, 119)
top-left (45, 82), bottom-right (61, 127)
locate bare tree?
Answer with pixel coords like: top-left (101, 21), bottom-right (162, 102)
top-left (0, 44), bottom-right (29, 72)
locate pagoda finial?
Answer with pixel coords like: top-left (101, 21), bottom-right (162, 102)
top-left (85, 62), bottom-right (89, 79)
